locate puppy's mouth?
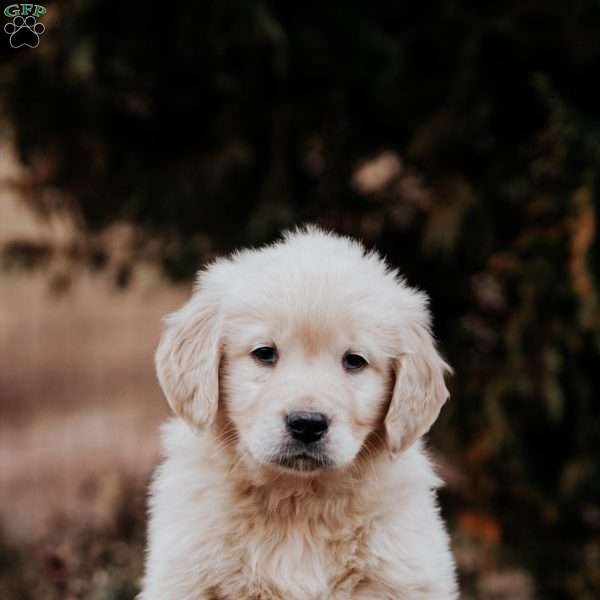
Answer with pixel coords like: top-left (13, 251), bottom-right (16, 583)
top-left (273, 450), bottom-right (333, 473)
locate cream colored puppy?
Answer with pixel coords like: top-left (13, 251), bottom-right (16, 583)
top-left (140, 226), bottom-right (457, 600)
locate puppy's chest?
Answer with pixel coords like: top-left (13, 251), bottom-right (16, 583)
top-left (212, 512), bottom-right (376, 600)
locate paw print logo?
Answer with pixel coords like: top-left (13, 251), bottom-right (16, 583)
top-left (4, 15), bottom-right (45, 48)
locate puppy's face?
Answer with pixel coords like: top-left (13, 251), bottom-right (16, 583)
top-left (222, 290), bottom-right (391, 473)
top-left (155, 228), bottom-right (451, 479)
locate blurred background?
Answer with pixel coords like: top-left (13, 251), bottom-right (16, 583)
top-left (1, 1), bottom-right (599, 598)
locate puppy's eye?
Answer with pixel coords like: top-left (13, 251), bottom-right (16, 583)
top-left (342, 352), bottom-right (368, 371)
top-left (252, 346), bottom-right (278, 365)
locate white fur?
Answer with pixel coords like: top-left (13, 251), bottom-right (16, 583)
top-left (140, 226), bottom-right (457, 599)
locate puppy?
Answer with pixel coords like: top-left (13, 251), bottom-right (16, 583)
top-left (140, 226), bottom-right (457, 599)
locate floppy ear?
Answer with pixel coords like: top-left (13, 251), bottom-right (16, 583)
top-left (384, 315), bottom-right (451, 454)
top-left (155, 276), bottom-right (221, 428)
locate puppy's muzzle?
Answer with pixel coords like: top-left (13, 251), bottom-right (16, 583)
top-left (286, 411), bottom-right (329, 444)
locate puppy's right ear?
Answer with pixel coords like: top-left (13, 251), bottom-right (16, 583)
top-left (155, 274), bottom-right (221, 428)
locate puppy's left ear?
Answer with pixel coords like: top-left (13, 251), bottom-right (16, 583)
top-left (155, 273), bottom-right (222, 429)
top-left (384, 309), bottom-right (451, 454)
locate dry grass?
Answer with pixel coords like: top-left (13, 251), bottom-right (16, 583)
top-left (0, 269), bottom-right (188, 542)
top-left (0, 247), bottom-right (188, 598)
top-left (0, 193), bottom-right (189, 598)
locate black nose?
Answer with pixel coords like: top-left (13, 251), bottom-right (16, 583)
top-left (286, 411), bottom-right (329, 444)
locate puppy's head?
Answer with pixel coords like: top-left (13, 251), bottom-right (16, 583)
top-left (156, 227), bottom-right (450, 476)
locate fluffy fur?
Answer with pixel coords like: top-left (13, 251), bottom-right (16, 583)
top-left (140, 226), bottom-right (458, 599)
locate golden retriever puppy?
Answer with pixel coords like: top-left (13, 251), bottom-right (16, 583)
top-left (140, 226), bottom-right (457, 599)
